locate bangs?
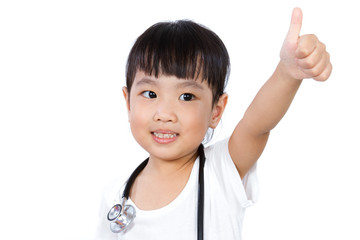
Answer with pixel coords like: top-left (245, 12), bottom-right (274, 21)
top-left (126, 20), bottom-right (230, 103)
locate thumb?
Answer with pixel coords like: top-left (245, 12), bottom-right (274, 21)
top-left (285, 7), bottom-right (303, 43)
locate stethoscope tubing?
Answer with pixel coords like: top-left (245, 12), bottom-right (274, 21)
top-left (197, 144), bottom-right (205, 240)
top-left (109, 144), bottom-right (205, 240)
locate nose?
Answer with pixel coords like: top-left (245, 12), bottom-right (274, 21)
top-left (153, 100), bottom-right (177, 122)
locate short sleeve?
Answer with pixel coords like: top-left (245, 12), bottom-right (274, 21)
top-left (242, 161), bottom-right (259, 205)
top-left (205, 137), bottom-right (259, 209)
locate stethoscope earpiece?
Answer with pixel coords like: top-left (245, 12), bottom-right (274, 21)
top-left (108, 199), bottom-right (136, 233)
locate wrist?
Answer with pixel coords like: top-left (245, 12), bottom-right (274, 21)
top-left (277, 60), bottom-right (304, 82)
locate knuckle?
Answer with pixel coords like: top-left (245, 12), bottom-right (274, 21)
top-left (307, 64), bottom-right (323, 77)
top-left (308, 68), bottom-right (319, 76)
top-left (297, 47), bottom-right (310, 58)
top-left (316, 73), bottom-right (329, 82)
top-left (327, 52), bottom-right (331, 61)
top-left (319, 42), bottom-right (326, 53)
top-left (309, 34), bottom-right (319, 42)
top-left (315, 63), bottom-right (332, 81)
top-left (322, 42), bottom-right (327, 51)
top-left (304, 58), bottom-right (316, 69)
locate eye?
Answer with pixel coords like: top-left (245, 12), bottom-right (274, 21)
top-left (142, 91), bottom-right (157, 99)
top-left (179, 93), bottom-right (195, 101)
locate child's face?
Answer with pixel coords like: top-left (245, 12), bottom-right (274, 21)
top-left (123, 71), bottom-right (227, 162)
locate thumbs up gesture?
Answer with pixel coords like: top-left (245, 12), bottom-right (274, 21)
top-left (280, 8), bottom-right (332, 81)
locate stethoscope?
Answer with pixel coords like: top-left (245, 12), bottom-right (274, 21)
top-left (107, 144), bottom-right (206, 240)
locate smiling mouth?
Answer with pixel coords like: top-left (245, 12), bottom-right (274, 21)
top-left (152, 132), bottom-right (178, 139)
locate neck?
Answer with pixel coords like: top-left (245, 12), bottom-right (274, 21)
top-left (144, 150), bottom-right (199, 178)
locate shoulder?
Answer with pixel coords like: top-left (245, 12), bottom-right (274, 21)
top-left (204, 137), bottom-right (233, 171)
top-left (203, 137), bottom-right (259, 207)
top-left (203, 137), bottom-right (241, 184)
top-left (204, 137), bottom-right (230, 159)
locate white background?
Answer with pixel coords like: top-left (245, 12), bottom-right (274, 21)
top-left (1, 0), bottom-right (359, 239)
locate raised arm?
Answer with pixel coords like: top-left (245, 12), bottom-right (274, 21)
top-left (229, 8), bottom-right (332, 179)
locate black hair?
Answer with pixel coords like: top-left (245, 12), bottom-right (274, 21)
top-left (126, 20), bottom-right (230, 105)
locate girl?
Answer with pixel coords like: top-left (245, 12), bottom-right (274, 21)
top-left (95, 8), bottom-right (331, 240)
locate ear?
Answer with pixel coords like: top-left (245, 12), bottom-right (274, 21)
top-left (209, 94), bottom-right (228, 129)
top-left (122, 86), bottom-right (130, 112)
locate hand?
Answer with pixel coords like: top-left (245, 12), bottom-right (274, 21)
top-left (280, 8), bottom-right (332, 81)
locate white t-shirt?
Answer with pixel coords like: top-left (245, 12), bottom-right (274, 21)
top-left (94, 138), bottom-right (258, 240)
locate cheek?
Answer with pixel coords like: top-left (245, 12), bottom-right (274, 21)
top-left (180, 104), bottom-right (213, 131)
top-left (128, 103), bottom-right (150, 132)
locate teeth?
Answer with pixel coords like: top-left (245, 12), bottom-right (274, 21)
top-left (153, 132), bottom-right (177, 138)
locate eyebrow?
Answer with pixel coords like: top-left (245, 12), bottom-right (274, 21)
top-left (135, 77), bottom-right (158, 87)
top-left (135, 76), bottom-right (204, 90)
top-left (176, 81), bottom-right (204, 90)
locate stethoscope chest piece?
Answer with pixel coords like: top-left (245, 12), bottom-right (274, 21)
top-left (108, 199), bottom-right (136, 233)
